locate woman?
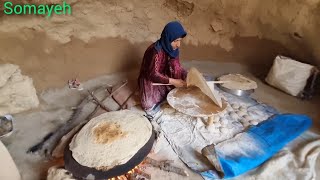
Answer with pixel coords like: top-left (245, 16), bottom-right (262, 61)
top-left (138, 21), bottom-right (188, 119)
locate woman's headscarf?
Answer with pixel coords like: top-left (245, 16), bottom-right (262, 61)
top-left (155, 21), bottom-right (187, 58)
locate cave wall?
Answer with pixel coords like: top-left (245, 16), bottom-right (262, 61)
top-left (0, 0), bottom-right (319, 91)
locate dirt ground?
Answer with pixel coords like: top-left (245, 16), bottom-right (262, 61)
top-left (1, 61), bottom-right (319, 180)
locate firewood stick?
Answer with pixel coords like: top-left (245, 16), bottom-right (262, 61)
top-left (144, 157), bottom-right (189, 176)
top-left (120, 86), bottom-right (138, 110)
top-left (109, 80), bottom-right (129, 97)
top-left (88, 91), bottom-right (110, 111)
top-left (106, 88), bottom-right (122, 107)
top-left (135, 169), bottom-right (151, 179)
top-left (118, 175), bottom-right (128, 180)
top-left (129, 173), bottom-right (138, 180)
top-left (91, 80), bottom-right (129, 117)
top-left (89, 80), bottom-right (129, 114)
top-left (153, 81), bottom-right (229, 86)
top-left (129, 172), bottom-right (150, 180)
top-left (88, 81), bottom-right (128, 111)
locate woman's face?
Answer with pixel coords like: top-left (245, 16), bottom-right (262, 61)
top-left (171, 38), bottom-right (182, 50)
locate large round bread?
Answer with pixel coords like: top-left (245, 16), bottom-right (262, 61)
top-left (69, 110), bottom-right (152, 170)
top-left (218, 74), bottom-right (257, 90)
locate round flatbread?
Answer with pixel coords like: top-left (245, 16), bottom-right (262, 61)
top-left (218, 74), bottom-right (258, 90)
top-left (69, 110), bottom-right (152, 170)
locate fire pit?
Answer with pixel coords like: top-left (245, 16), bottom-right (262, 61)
top-left (64, 110), bottom-right (155, 179)
top-left (64, 129), bottom-right (154, 180)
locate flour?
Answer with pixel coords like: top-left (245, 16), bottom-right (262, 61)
top-left (170, 94), bottom-right (204, 116)
top-left (220, 120), bottom-right (228, 126)
top-left (220, 127), bottom-right (230, 134)
top-left (167, 87), bottom-right (228, 117)
top-left (215, 122), bottom-right (222, 128)
top-left (215, 133), bottom-right (264, 159)
top-left (178, 95), bottom-right (202, 108)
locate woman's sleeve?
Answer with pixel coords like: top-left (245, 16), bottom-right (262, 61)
top-left (181, 67), bottom-right (188, 80)
top-left (170, 57), bottom-right (188, 80)
top-left (149, 54), bottom-right (170, 84)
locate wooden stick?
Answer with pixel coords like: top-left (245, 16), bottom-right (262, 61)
top-left (89, 80), bottom-right (128, 113)
top-left (144, 157), bottom-right (189, 176)
top-left (207, 116), bottom-right (215, 127)
top-left (152, 83), bottom-right (172, 86)
top-left (88, 90), bottom-right (110, 111)
top-left (105, 84), bottom-right (138, 110)
top-left (120, 86), bottom-right (138, 110)
top-left (107, 80), bottom-right (129, 97)
top-left (134, 169), bottom-right (151, 179)
top-left (117, 175), bottom-right (128, 180)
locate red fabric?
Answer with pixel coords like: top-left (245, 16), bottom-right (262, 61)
top-left (138, 43), bottom-right (187, 110)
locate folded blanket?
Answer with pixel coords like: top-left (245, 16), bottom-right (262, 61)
top-left (201, 114), bottom-right (312, 179)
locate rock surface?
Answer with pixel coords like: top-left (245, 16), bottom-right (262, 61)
top-left (0, 64), bottom-right (39, 116)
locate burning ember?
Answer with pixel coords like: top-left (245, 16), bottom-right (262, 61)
top-left (108, 165), bottom-right (150, 180)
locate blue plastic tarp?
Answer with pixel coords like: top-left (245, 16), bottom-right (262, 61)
top-left (201, 114), bottom-right (312, 179)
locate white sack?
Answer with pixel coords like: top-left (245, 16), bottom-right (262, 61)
top-left (265, 56), bottom-right (314, 96)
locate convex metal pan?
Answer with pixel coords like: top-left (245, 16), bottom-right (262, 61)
top-left (64, 129), bottom-right (155, 180)
top-left (217, 84), bottom-right (254, 97)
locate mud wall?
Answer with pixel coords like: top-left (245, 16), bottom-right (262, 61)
top-left (0, 0), bottom-right (319, 90)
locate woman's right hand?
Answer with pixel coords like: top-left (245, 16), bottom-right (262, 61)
top-left (169, 78), bottom-right (186, 88)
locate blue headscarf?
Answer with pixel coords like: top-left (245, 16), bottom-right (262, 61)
top-left (155, 21), bottom-right (187, 58)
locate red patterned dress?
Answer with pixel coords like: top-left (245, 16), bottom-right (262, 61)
top-left (138, 43), bottom-right (188, 111)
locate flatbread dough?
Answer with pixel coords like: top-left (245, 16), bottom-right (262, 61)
top-left (218, 74), bottom-right (258, 90)
top-left (186, 67), bottom-right (222, 107)
top-left (229, 112), bottom-right (238, 119)
top-left (243, 115), bottom-right (251, 121)
top-left (231, 103), bottom-right (240, 109)
top-left (69, 110), bottom-right (152, 170)
top-left (239, 106), bottom-right (247, 112)
top-left (236, 110), bottom-right (246, 117)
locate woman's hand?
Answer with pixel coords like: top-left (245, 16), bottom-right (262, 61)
top-left (169, 78), bottom-right (187, 88)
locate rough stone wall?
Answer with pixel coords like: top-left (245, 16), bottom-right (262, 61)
top-left (0, 0), bottom-right (319, 90)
